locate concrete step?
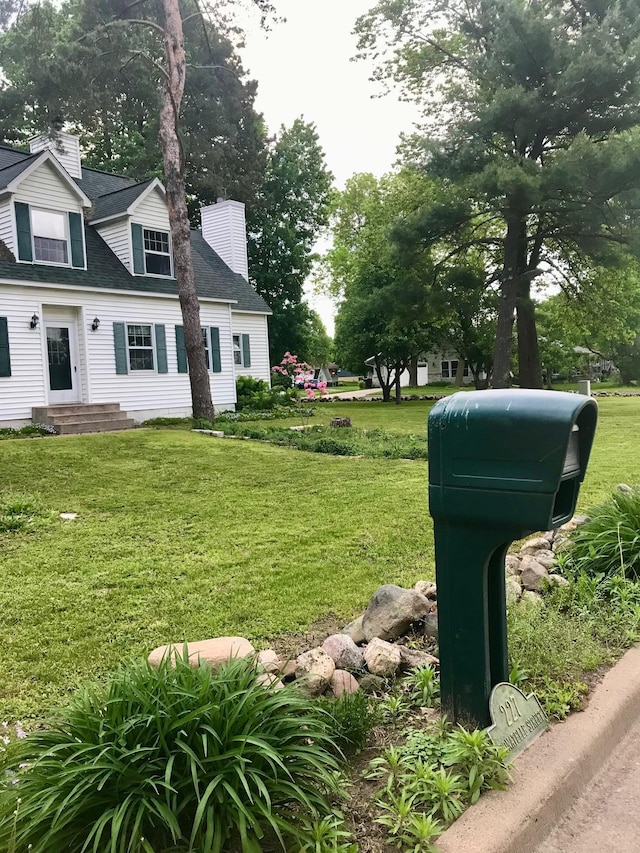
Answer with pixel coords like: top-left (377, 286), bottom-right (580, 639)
top-left (46, 410), bottom-right (132, 426)
top-left (56, 418), bottom-right (136, 435)
top-left (32, 402), bottom-right (122, 420)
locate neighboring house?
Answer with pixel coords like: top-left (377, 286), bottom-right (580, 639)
top-left (0, 131), bottom-right (271, 429)
top-left (366, 353), bottom-right (477, 388)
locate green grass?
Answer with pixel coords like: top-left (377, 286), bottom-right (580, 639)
top-left (2, 395), bottom-right (640, 722)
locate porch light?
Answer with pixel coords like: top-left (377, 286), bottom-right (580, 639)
top-left (91, 317), bottom-right (100, 331)
top-left (29, 313), bottom-right (39, 329)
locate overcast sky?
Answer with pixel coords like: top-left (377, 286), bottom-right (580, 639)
top-left (241, 1), bottom-right (420, 334)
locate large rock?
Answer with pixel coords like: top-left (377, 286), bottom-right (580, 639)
top-left (363, 637), bottom-right (401, 677)
top-left (362, 584), bottom-right (433, 641)
top-left (422, 612), bottom-right (439, 639)
top-left (359, 674), bottom-right (385, 694)
top-left (505, 576), bottom-right (522, 606)
top-left (414, 580), bottom-right (437, 600)
top-left (257, 649), bottom-right (282, 674)
top-left (343, 615), bottom-right (366, 645)
top-left (520, 536), bottom-right (552, 556)
top-left (322, 634), bottom-right (364, 672)
top-left (295, 647), bottom-right (335, 696)
top-left (533, 549), bottom-right (557, 570)
top-left (148, 636), bottom-right (254, 668)
top-left (519, 556), bottom-right (549, 591)
top-left (396, 645), bottom-right (439, 671)
top-left (331, 669), bottom-right (360, 696)
top-left (505, 554), bottom-right (522, 576)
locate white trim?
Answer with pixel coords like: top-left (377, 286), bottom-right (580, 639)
top-left (126, 322), bottom-right (156, 373)
top-left (30, 207), bottom-right (71, 267)
top-left (6, 151), bottom-right (91, 207)
top-left (142, 225), bottom-right (174, 278)
top-left (0, 277), bottom-right (241, 305)
top-left (231, 308), bottom-right (273, 316)
top-left (88, 179), bottom-right (166, 225)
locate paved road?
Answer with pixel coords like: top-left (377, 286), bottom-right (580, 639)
top-left (534, 715), bottom-right (640, 853)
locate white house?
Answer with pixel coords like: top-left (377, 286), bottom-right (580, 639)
top-left (366, 353), bottom-right (477, 388)
top-left (0, 131), bottom-right (271, 431)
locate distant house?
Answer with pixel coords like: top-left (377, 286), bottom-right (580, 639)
top-left (0, 131), bottom-right (271, 430)
top-left (366, 353), bottom-right (478, 387)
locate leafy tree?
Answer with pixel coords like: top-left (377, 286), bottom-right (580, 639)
top-left (356, 0), bottom-right (640, 388)
top-left (329, 171), bottom-right (438, 402)
top-left (247, 118), bottom-right (333, 364)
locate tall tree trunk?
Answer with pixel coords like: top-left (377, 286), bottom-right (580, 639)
top-left (160, 0), bottom-right (214, 423)
top-left (408, 356), bottom-right (418, 386)
top-left (492, 215), bottom-right (524, 388)
top-left (516, 283), bottom-right (543, 388)
top-left (454, 358), bottom-right (465, 386)
top-left (394, 362), bottom-right (402, 404)
top-left (375, 359), bottom-right (392, 402)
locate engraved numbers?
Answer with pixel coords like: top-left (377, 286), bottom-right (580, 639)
top-left (499, 696), bottom-right (522, 727)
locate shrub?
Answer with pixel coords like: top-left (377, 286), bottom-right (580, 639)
top-left (0, 423), bottom-right (57, 440)
top-left (316, 691), bottom-right (380, 756)
top-left (236, 375), bottom-right (285, 411)
top-left (0, 655), bottom-right (342, 853)
top-left (562, 487), bottom-right (640, 579)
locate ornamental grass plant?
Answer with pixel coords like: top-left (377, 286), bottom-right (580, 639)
top-left (0, 654), bottom-right (341, 853)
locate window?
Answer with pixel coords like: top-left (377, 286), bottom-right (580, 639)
top-left (31, 209), bottom-right (68, 264)
top-left (441, 359), bottom-right (469, 380)
top-left (202, 328), bottom-right (210, 370)
top-left (441, 360), bottom-right (450, 379)
top-left (127, 324), bottom-right (154, 371)
top-left (144, 229), bottom-right (172, 276)
top-left (233, 334), bottom-right (242, 366)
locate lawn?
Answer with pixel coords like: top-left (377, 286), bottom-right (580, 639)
top-left (2, 393), bottom-right (640, 721)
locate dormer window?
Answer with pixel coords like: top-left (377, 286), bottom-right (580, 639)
top-left (32, 209), bottom-right (69, 264)
top-left (144, 228), bottom-right (172, 276)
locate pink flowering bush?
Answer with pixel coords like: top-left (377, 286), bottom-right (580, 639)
top-left (272, 353), bottom-right (327, 425)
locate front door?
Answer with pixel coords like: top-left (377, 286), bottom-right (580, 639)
top-left (46, 323), bottom-right (79, 403)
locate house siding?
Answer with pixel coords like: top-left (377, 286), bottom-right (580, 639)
top-left (134, 190), bottom-right (171, 231)
top-left (0, 199), bottom-right (14, 255)
top-left (14, 161), bottom-right (84, 213)
top-left (95, 219), bottom-right (131, 271)
top-left (231, 312), bottom-right (271, 383)
top-left (0, 282), bottom-right (237, 425)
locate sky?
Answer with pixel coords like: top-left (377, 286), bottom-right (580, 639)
top-left (241, 1), bottom-right (420, 334)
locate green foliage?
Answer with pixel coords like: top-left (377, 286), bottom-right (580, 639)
top-left (563, 488), bottom-right (640, 579)
top-left (296, 814), bottom-right (359, 853)
top-left (406, 665), bottom-right (439, 708)
top-left (218, 423), bottom-right (429, 459)
top-left (0, 494), bottom-right (47, 534)
top-left (235, 375), bottom-right (285, 412)
top-left (191, 417), bottom-right (214, 431)
top-left (0, 655), bottom-right (342, 853)
top-left (316, 692), bottom-right (380, 757)
top-left (0, 424), bottom-right (57, 440)
top-left (368, 721), bottom-right (510, 844)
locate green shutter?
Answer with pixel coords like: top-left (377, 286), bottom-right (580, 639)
top-left (68, 212), bottom-right (85, 268)
top-left (242, 333), bottom-right (251, 368)
top-left (175, 325), bottom-right (188, 373)
top-left (14, 202), bottom-right (32, 262)
top-left (210, 327), bottom-right (221, 373)
top-left (0, 317), bottom-right (11, 377)
top-left (113, 322), bottom-right (128, 375)
top-left (131, 223), bottom-right (145, 274)
top-left (155, 324), bottom-right (168, 374)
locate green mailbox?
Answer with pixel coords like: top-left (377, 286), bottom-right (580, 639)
top-left (428, 389), bottom-right (597, 726)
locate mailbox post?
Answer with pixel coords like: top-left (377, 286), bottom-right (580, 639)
top-left (428, 390), bottom-right (597, 727)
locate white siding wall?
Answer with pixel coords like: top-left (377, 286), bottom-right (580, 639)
top-left (0, 199), bottom-right (14, 255)
top-left (95, 219), bottom-right (131, 271)
top-left (0, 283), bottom-right (237, 425)
top-left (231, 312), bottom-right (271, 384)
top-left (134, 189), bottom-right (170, 230)
top-left (201, 201), bottom-right (249, 281)
top-left (14, 161), bottom-right (83, 213)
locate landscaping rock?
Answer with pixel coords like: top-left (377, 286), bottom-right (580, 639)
top-left (359, 674), bottom-right (385, 694)
top-left (330, 417), bottom-right (352, 428)
top-left (422, 612), bottom-right (439, 639)
top-left (397, 645), bottom-right (439, 671)
top-left (520, 536), bottom-right (552, 555)
top-left (506, 576), bottom-right (522, 606)
top-left (547, 574), bottom-right (570, 588)
top-left (148, 636), bottom-right (255, 669)
top-left (534, 549), bottom-right (557, 570)
top-left (362, 584), bottom-right (433, 641)
top-left (257, 649), bottom-right (281, 674)
top-left (520, 556), bottom-right (550, 591)
top-left (295, 647), bottom-right (335, 696)
top-left (256, 672), bottom-right (284, 691)
top-left (521, 590), bottom-right (544, 607)
top-left (322, 634), bottom-right (364, 672)
top-left (414, 580), bottom-right (438, 600)
top-left (331, 669), bottom-right (360, 696)
top-left (364, 637), bottom-right (402, 677)
top-left (618, 483), bottom-right (633, 494)
top-left (280, 660), bottom-right (297, 681)
top-left (343, 615), bottom-right (366, 645)
top-left (505, 554), bottom-right (522, 576)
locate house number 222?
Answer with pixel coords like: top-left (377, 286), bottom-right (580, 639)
top-left (499, 697), bottom-right (522, 727)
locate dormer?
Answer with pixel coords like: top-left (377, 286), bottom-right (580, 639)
top-left (0, 149), bottom-right (92, 269)
top-left (89, 179), bottom-right (174, 278)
